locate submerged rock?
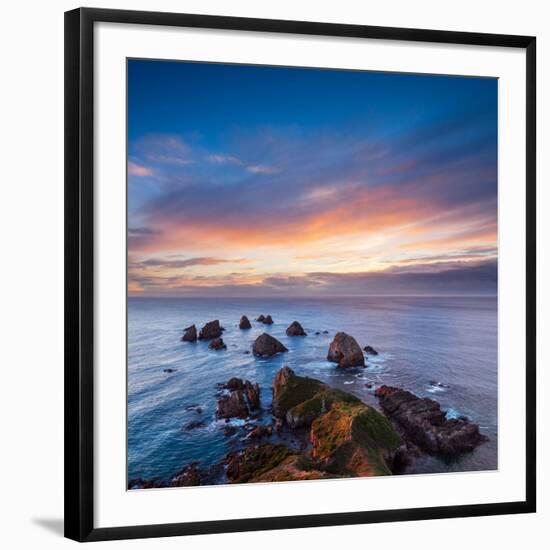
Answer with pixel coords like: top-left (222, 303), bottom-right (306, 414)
top-left (429, 380), bottom-right (450, 389)
top-left (239, 315), bottom-right (252, 329)
top-left (208, 337), bottom-right (227, 350)
top-left (286, 321), bottom-right (307, 336)
top-left (181, 324), bottom-right (197, 342)
top-left (252, 333), bottom-right (288, 357)
top-left (163, 368), bottom-right (176, 373)
top-left (363, 345), bottom-right (378, 356)
top-left (183, 420), bottom-right (206, 431)
top-left (327, 332), bottom-right (365, 368)
top-left (199, 320), bottom-right (222, 340)
top-left (374, 385), bottom-right (487, 454)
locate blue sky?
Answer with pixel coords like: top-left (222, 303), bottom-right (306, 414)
top-left (127, 59), bottom-right (497, 296)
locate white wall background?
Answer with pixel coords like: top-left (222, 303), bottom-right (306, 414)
top-left (0, 0), bottom-right (547, 548)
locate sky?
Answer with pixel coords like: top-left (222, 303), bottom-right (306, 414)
top-left (127, 59), bottom-right (498, 297)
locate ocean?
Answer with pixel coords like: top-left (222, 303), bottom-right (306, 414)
top-left (127, 295), bottom-right (498, 483)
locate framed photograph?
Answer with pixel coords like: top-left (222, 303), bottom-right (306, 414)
top-left (65, 7), bottom-right (536, 542)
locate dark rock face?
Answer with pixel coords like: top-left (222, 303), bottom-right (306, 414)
top-left (256, 315), bottom-right (266, 323)
top-left (199, 320), bottom-right (222, 340)
top-left (171, 462), bottom-right (202, 487)
top-left (252, 333), bottom-right (288, 357)
top-left (374, 386), bottom-right (487, 454)
top-left (181, 324), bottom-right (197, 342)
top-left (327, 332), bottom-right (365, 368)
top-left (217, 391), bottom-right (248, 419)
top-left (208, 338), bottom-right (227, 350)
top-left (244, 382), bottom-right (261, 410)
top-left (216, 378), bottom-right (261, 419)
top-left (239, 315), bottom-right (251, 329)
top-left (286, 321), bottom-right (307, 336)
top-left (363, 345), bottom-right (378, 355)
top-left (223, 377), bottom-right (245, 391)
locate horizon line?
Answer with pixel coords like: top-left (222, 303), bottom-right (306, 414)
top-left (127, 293), bottom-right (498, 299)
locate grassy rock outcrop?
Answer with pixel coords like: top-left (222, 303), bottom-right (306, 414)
top-left (271, 366), bottom-right (326, 418)
top-left (225, 444), bottom-right (294, 483)
top-left (271, 367), bottom-right (401, 476)
top-left (310, 402), bottom-right (400, 476)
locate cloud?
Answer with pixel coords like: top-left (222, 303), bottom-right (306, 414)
top-left (134, 256), bottom-right (247, 269)
top-left (128, 258), bottom-right (497, 297)
top-left (246, 164), bottom-right (279, 175)
top-left (132, 134), bottom-right (194, 166)
top-left (128, 162), bottom-right (153, 177)
top-left (207, 154), bottom-right (243, 165)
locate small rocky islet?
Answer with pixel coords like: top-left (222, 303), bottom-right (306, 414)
top-left (130, 316), bottom-right (488, 489)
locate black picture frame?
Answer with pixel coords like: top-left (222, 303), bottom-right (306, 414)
top-left (65, 7), bottom-right (537, 542)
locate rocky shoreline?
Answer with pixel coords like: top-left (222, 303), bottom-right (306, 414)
top-left (128, 315), bottom-right (488, 490)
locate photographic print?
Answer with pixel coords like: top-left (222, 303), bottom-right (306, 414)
top-left (126, 60), bottom-right (498, 490)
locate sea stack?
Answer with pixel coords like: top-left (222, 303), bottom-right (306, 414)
top-left (286, 321), bottom-right (307, 336)
top-left (181, 324), bottom-right (197, 342)
top-left (327, 332), bottom-right (365, 367)
top-left (199, 320), bottom-right (222, 340)
top-left (256, 314), bottom-right (273, 325)
top-left (239, 315), bottom-right (252, 329)
top-left (252, 333), bottom-right (288, 357)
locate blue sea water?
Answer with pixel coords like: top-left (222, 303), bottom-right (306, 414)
top-left (127, 295), bottom-right (498, 483)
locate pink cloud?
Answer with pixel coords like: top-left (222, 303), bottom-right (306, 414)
top-left (128, 161), bottom-right (153, 177)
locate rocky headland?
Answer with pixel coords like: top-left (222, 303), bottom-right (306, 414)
top-left (133, 316), bottom-right (489, 489)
